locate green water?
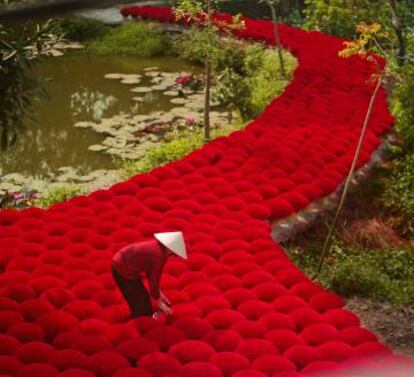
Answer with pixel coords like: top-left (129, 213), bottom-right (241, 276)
top-left (0, 51), bottom-right (199, 179)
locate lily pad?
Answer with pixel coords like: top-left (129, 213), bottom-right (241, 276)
top-left (145, 71), bottom-right (161, 77)
top-left (170, 98), bottom-right (188, 105)
top-left (121, 78), bottom-right (141, 85)
top-left (130, 87), bottom-right (153, 93)
top-left (151, 84), bottom-right (169, 91)
top-left (74, 121), bottom-right (95, 129)
top-left (104, 73), bottom-right (125, 80)
top-left (164, 90), bottom-right (179, 97)
top-left (88, 144), bottom-right (108, 152)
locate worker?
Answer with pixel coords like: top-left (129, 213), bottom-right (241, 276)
top-left (112, 231), bottom-right (187, 318)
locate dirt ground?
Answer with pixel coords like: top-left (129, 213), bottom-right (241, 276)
top-left (346, 297), bottom-right (414, 358)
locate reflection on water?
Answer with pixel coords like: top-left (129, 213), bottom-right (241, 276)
top-left (0, 51), bottom-right (199, 179)
top-left (70, 87), bottom-right (119, 121)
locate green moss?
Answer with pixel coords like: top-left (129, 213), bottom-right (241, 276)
top-left (89, 21), bottom-right (170, 57)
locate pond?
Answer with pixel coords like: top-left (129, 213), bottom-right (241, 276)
top-left (0, 50), bottom-right (201, 183)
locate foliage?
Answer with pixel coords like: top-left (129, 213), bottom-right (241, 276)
top-left (288, 241), bottom-right (414, 305)
top-left (246, 44), bottom-right (296, 117)
top-left (303, 0), bottom-right (389, 38)
top-left (215, 42), bottom-right (296, 119)
top-left (337, 20), bottom-right (414, 241)
top-left (339, 22), bottom-right (388, 60)
top-left (0, 19), bottom-right (60, 150)
top-left (34, 185), bottom-right (82, 208)
top-left (381, 153), bottom-right (414, 236)
top-left (172, 26), bottom-right (220, 65)
top-left (173, 0), bottom-right (245, 140)
top-left (89, 21), bottom-right (169, 57)
top-left (52, 16), bottom-right (110, 42)
top-left (174, 35), bottom-right (296, 120)
top-left (392, 63), bottom-right (414, 151)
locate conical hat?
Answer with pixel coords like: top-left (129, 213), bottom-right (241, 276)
top-left (154, 232), bottom-right (187, 259)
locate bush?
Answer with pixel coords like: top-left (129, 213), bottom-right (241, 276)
top-left (89, 21), bottom-right (169, 57)
top-left (303, 0), bottom-right (388, 38)
top-left (287, 242), bottom-right (414, 305)
top-left (392, 64), bottom-right (414, 152)
top-left (245, 44), bottom-right (296, 118)
top-left (381, 153), bottom-right (414, 236)
top-left (53, 16), bottom-right (110, 42)
top-left (174, 33), bottom-right (296, 120)
top-left (34, 185), bottom-right (82, 208)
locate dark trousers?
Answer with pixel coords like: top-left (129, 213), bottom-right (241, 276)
top-left (112, 264), bottom-right (152, 318)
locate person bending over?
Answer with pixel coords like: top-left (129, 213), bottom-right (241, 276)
top-left (112, 231), bottom-right (187, 318)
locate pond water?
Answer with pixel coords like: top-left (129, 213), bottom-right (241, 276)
top-left (0, 50), bottom-right (200, 180)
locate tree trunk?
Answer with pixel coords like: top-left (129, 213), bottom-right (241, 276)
top-left (204, 0), bottom-right (212, 141)
top-left (266, 0), bottom-right (286, 77)
top-left (389, 0), bottom-right (406, 65)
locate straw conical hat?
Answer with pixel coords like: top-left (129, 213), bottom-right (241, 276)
top-left (154, 232), bottom-right (187, 259)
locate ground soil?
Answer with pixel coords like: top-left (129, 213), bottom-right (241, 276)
top-left (346, 297), bottom-right (414, 358)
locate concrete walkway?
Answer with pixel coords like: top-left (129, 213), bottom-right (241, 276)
top-left (77, 0), bottom-right (163, 24)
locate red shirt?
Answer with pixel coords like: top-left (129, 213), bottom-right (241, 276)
top-left (112, 239), bottom-right (167, 299)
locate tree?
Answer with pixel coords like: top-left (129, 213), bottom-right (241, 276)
top-left (261, 0), bottom-right (285, 76)
top-left (174, 0), bottom-right (244, 141)
top-left (388, 0), bottom-right (406, 65)
top-left (0, 1), bottom-right (60, 151)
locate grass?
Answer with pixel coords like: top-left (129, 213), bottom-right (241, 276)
top-left (34, 185), bottom-right (83, 208)
top-left (286, 240), bottom-right (414, 306)
top-left (283, 158), bottom-right (414, 306)
top-left (247, 45), bottom-right (297, 118)
top-left (89, 21), bottom-right (169, 57)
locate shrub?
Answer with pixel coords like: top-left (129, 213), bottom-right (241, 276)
top-left (214, 42), bottom-right (296, 119)
top-left (244, 44), bottom-right (296, 118)
top-left (392, 64), bottom-right (414, 152)
top-left (174, 34), bottom-right (297, 120)
top-left (34, 185), bottom-right (82, 208)
top-left (381, 153), bottom-right (414, 236)
top-left (53, 16), bottom-right (110, 42)
top-left (89, 21), bottom-right (169, 56)
top-left (303, 0), bottom-right (389, 38)
top-left (0, 21), bottom-right (59, 150)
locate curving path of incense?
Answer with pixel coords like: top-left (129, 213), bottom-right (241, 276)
top-left (0, 6), bottom-right (411, 377)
